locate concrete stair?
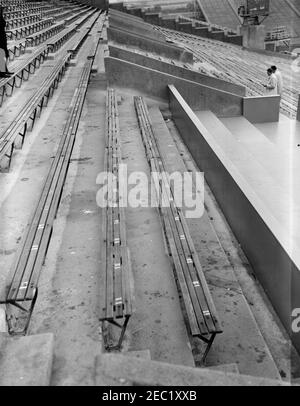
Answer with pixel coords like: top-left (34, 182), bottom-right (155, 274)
top-left (254, 118), bottom-right (300, 154)
top-left (95, 353), bottom-right (289, 386)
top-left (219, 115), bottom-right (300, 199)
top-left (0, 333), bottom-right (54, 386)
top-left (195, 110), bottom-right (298, 239)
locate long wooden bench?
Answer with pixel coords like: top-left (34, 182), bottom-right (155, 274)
top-left (100, 88), bottom-right (133, 350)
top-left (0, 53), bottom-right (71, 172)
top-left (3, 3), bottom-right (51, 13)
top-left (0, 11), bottom-right (97, 106)
top-left (0, 44), bottom-right (50, 106)
top-left (25, 21), bottom-right (65, 47)
top-left (64, 7), bottom-right (93, 26)
top-left (134, 96), bottom-right (222, 363)
top-left (87, 12), bottom-right (107, 59)
top-left (6, 17), bottom-right (54, 41)
top-left (4, 7), bottom-right (45, 19)
top-left (48, 10), bottom-right (99, 56)
top-left (6, 13), bottom-right (41, 30)
top-left (0, 57), bottom-right (94, 334)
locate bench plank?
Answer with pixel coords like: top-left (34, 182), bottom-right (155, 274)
top-left (134, 96), bottom-right (222, 361)
top-left (100, 89), bottom-right (133, 349)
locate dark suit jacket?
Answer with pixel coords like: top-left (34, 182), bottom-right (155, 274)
top-left (0, 16), bottom-right (8, 57)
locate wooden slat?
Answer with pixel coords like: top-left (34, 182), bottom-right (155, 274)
top-left (3, 59), bottom-right (94, 316)
top-left (101, 88), bottom-right (133, 322)
top-left (134, 95), bottom-right (222, 337)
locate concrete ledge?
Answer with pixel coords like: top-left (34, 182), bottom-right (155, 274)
top-left (107, 26), bottom-right (193, 63)
top-left (105, 56), bottom-right (243, 116)
top-left (0, 333), bottom-right (54, 386)
top-left (297, 94), bottom-right (300, 121)
top-left (95, 353), bottom-right (288, 386)
top-left (110, 8), bottom-right (144, 22)
top-left (109, 12), bottom-right (164, 41)
top-left (168, 84), bottom-right (300, 356)
top-left (112, 4), bottom-right (243, 47)
top-left (108, 45), bottom-right (246, 96)
top-left (244, 95), bottom-right (280, 123)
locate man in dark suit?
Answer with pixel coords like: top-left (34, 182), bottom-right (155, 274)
top-left (0, 6), bottom-right (12, 78)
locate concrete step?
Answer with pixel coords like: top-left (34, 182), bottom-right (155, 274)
top-left (195, 110), bottom-right (299, 241)
top-left (95, 353), bottom-right (289, 386)
top-left (125, 350), bottom-right (151, 360)
top-left (254, 117), bottom-right (300, 156)
top-left (219, 115), bottom-right (300, 200)
top-left (0, 333), bottom-right (54, 386)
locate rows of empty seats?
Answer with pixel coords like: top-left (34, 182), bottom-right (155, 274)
top-left (201, 0), bottom-right (300, 38)
top-left (156, 27), bottom-right (299, 119)
top-left (100, 88), bottom-right (133, 351)
top-left (0, 0), bottom-right (107, 333)
top-left (134, 95), bottom-right (222, 362)
top-left (0, 2), bottom-right (95, 106)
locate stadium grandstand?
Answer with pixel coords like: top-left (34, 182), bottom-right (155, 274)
top-left (0, 0), bottom-right (299, 388)
top-left (197, 0), bottom-right (300, 38)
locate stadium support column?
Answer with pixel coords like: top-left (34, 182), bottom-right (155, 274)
top-left (239, 24), bottom-right (266, 50)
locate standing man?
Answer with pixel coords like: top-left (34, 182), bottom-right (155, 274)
top-left (271, 65), bottom-right (283, 96)
top-left (0, 6), bottom-right (12, 78)
top-left (263, 68), bottom-right (278, 95)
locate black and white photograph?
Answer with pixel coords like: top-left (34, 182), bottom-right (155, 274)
top-left (0, 0), bottom-right (299, 390)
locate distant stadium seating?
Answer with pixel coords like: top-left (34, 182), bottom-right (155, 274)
top-left (198, 0), bottom-right (241, 32)
top-left (0, 0), bottom-right (107, 336)
top-left (199, 0), bottom-right (300, 38)
top-left (155, 27), bottom-right (299, 119)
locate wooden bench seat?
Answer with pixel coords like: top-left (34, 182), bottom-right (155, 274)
top-left (6, 18), bottom-right (54, 41)
top-left (134, 96), bottom-right (222, 363)
top-left (6, 13), bottom-right (41, 31)
top-left (100, 89), bottom-right (133, 350)
top-left (0, 53), bottom-right (71, 171)
top-left (0, 58), bottom-right (93, 334)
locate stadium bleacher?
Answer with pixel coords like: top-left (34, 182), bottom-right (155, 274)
top-left (154, 26), bottom-right (299, 118)
top-left (199, 0), bottom-right (300, 37)
top-left (198, 0), bottom-right (241, 32)
top-left (0, 0), bottom-right (300, 387)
